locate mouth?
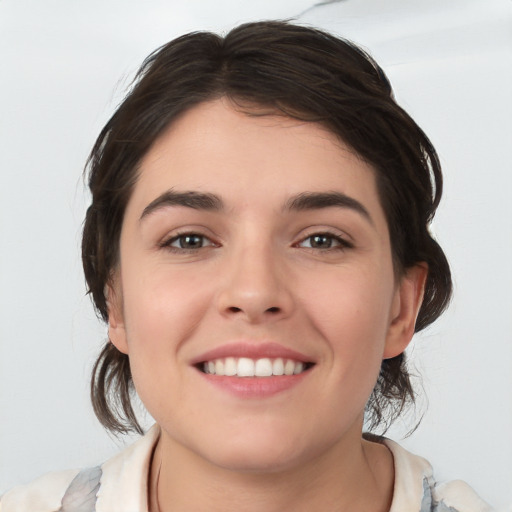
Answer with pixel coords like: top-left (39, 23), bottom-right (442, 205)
top-left (197, 357), bottom-right (315, 377)
top-left (191, 342), bottom-right (316, 397)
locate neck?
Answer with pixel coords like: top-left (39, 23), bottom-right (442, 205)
top-left (149, 426), bottom-right (394, 512)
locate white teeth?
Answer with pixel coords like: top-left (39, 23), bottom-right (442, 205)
top-left (215, 359), bottom-right (224, 376)
top-left (237, 358), bottom-right (255, 377)
top-left (255, 358), bottom-right (273, 377)
top-left (202, 357), bottom-right (308, 377)
top-left (272, 358), bottom-right (284, 375)
top-left (224, 357), bottom-right (237, 376)
top-left (284, 359), bottom-right (295, 376)
top-left (293, 362), bottom-right (304, 375)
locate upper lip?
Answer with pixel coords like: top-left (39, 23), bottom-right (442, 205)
top-left (190, 342), bottom-right (315, 365)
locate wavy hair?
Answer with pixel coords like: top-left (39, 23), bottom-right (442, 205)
top-left (83, 21), bottom-right (452, 435)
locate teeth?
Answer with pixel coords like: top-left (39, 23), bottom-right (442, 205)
top-left (255, 358), bottom-right (273, 376)
top-left (202, 357), bottom-right (309, 377)
top-left (272, 358), bottom-right (284, 376)
top-left (284, 359), bottom-right (295, 376)
top-left (293, 362), bottom-right (304, 375)
top-left (237, 357), bottom-right (255, 377)
top-left (215, 359), bottom-right (224, 375)
top-left (224, 357), bottom-right (237, 376)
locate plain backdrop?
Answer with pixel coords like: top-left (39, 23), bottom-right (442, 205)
top-left (1, 0), bottom-right (511, 508)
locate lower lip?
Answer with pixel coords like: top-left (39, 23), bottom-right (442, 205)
top-left (197, 370), bottom-right (310, 398)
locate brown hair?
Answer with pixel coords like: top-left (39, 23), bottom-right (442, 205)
top-left (83, 20), bottom-right (452, 435)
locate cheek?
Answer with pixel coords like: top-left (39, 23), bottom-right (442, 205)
top-left (301, 265), bottom-right (395, 366)
top-left (118, 264), bottom-right (215, 421)
top-left (120, 261), bottom-right (215, 358)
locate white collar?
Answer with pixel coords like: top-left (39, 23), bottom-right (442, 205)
top-left (96, 424), bottom-right (160, 512)
top-left (384, 438), bottom-right (434, 511)
top-left (95, 426), bottom-right (434, 512)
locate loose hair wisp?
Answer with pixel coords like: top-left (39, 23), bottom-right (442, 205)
top-left (83, 21), bottom-right (452, 435)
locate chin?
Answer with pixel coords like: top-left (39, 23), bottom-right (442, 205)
top-left (206, 444), bottom-right (306, 474)
top-left (192, 424), bottom-right (330, 475)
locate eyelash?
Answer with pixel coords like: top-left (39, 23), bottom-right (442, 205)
top-left (296, 232), bottom-right (353, 251)
top-left (159, 232), bottom-right (217, 253)
top-left (160, 231), bottom-right (353, 253)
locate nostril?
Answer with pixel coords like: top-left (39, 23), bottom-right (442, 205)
top-left (226, 306), bottom-right (280, 314)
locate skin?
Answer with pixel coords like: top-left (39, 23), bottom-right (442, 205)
top-left (107, 98), bottom-right (427, 512)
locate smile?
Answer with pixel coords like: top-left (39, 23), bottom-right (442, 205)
top-left (201, 357), bottom-right (312, 377)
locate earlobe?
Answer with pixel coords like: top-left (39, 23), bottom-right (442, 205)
top-left (383, 263), bottom-right (428, 360)
top-left (105, 280), bottom-right (129, 355)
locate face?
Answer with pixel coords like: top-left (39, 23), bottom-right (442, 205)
top-left (108, 98), bottom-right (424, 473)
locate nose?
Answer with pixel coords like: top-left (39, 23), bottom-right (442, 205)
top-left (215, 241), bottom-right (294, 324)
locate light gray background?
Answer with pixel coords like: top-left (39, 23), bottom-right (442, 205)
top-left (1, 0), bottom-right (511, 508)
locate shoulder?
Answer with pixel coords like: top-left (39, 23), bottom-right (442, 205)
top-left (382, 439), bottom-right (494, 512)
top-left (0, 468), bottom-right (80, 512)
top-left (432, 480), bottom-right (495, 512)
top-left (0, 424), bottom-right (160, 512)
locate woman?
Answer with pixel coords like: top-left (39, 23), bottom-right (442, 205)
top-left (1, 21), bottom-right (493, 512)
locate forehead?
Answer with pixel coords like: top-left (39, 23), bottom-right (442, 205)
top-left (128, 99), bottom-right (386, 226)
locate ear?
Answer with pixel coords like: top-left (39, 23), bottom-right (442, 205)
top-left (383, 263), bottom-right (428, 360)
top-left (105, 277), bottom-right (129, 355)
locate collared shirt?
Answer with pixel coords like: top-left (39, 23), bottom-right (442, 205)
top-left (0, 425), bottom-right (493, 512)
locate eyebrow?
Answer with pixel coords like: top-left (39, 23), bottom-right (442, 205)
top-left (140, 190), bottom-right (223, 220)
top-left (285, 191), bottom-right (373, 225)
top-left (140, 189), bottom-right (373, 225)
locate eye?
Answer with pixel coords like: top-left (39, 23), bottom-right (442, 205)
top-left (163, 233), bottom-right (215, 251)
top-left (297, 233), bottom-right (352, 250)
